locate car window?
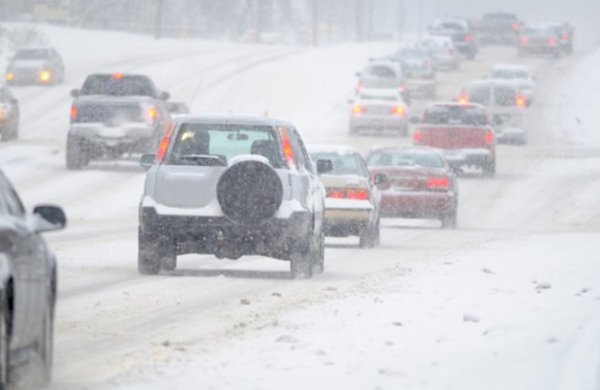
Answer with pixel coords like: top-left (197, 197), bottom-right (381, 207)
top-left (14, 49), bottom-right (49, 60)
top-left (492, 69), bottom-right (529, 79)
top-left (0, 172), bottom-right (25, 217)
top-left (358, 93), bottom-right (398, 102)
top-left (493, 85), bottom-right (517, 106)
top-left (310, 152), bottom-right (368, 177)
top-left (168, 124), bottom-right (281, 167)
top-left (367, 150), bottom-right (445, 168)
top-left (81, 75), bottom-right (156, 96)
top-left (424, 105), bottom-right (488, 126)
top-left (466, 84), bottom-right (491, 105)
top-left (366, 65), bottom-right (396, 79)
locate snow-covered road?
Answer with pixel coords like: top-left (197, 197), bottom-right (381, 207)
top-left (0, 24), bottom-right (598, 390)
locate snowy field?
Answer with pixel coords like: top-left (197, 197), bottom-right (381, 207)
top-left (0, 23), bottom-right (599, 390)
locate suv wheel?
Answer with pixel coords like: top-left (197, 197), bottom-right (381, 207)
top-left (441, 210), bottom-right (457, 229)
top-left (311, 233), bottom-right (325, 275)
top-left (160, 240), bottom-right (177, 271)
top-left (482, 160), bottom-right (496, 177)
top-left (0, 293), bottom-right (9, 390)
top-left (290, 236), bottom-right (321, 279)
top-left (66, 136), bottom-right (89, 170)
top-left (359, 219), bottom-right (379, 248)
top-left (138, 228), bottom-right (160, 275)
top-left (34, 302), bottom-right (53, 386)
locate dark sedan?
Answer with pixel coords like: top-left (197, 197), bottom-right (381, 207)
top-left (0, 167), bottom-right (66, 388)
top-left (366, 146), bottom-right (458, 228)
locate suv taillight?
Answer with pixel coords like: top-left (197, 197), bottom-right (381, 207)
top-left (69, 105), bottom-right (78, 122)
top-left (278, 127), bottom-right (296, 169)
top-left (156, 123), bottom-right (174, 162)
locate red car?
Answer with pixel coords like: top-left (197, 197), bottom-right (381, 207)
top-left (412, 102), bottom-right (496, 176)
top-left (366, 146), bottom-right (458, 228)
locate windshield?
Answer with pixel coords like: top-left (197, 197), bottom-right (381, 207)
top-left (14, 49), bottom-right (49, 60)
top-left (358, 93), bottom-right (398, 101)
top-left (424, 105), bottom-right (488, 126)
top-left (168, 124), bottom-right (280, 166)
top-left (492, 69), bottom-right (529, 79)
top-left (367, 149), bottom-right (445, 168)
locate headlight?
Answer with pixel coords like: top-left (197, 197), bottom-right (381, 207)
top-left (39, 70), bottom-right (52, 82)
top-left (5, 72), bottom-right (14, 81)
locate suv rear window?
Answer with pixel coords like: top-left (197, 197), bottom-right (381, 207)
top-left (14, 49), bottom-right (49, 60)
top-left (81, 75), bottom-right (156, 97)
top-left (168, 124), bottom-right (281, 167)
top-left (424, 105), bottom-right (487, 126)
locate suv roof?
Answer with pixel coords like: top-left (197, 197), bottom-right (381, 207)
top-left (79, 73), bottom-right (160, 97)
top-left (172, 114), bottom-right (294, 129)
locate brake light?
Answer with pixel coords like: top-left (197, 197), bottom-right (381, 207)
top-left (427, 177), bottom-right (449, 190)
top-left (69, 105), bottom-right (78, 121)
top-left (464, 34), bottom-right (473, 42)
top-left (512, 22), bottom-right (520, 31)
top-left (326, 187), bottom-right (369, 200)
top-left (548, 37), bottom-right (557, 46)
top-left (156, 123), bottom-right (174, 162)
top-left (113, 72), bottom-right (124, 80)
top-left (458, 95), bottom-right (469, 105)
top-left (520, 36), bottom-right (529, 46)
top-left (398, 84), bottom-right (406, 92)
top-left (485, 130), bottom-right (494, 143)
top-left (391, 105), bottom-right (405, 116)
top-left (413, 129), bottom-right (422, 144)
top-left (278, 127), bottom-right (296, 169)
top-left (516, 95), bottom-right (527, 108)
top-left (562, 32), bottom-right (569, 40)
top-left (352, 105), bottom-right (365, 115)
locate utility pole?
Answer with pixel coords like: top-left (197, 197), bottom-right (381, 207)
top-left (154, 0), bottom-right (164, 39)
top-left (311, 0), bottom-right (319, 46)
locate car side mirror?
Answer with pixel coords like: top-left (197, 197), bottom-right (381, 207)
top-left (316, 159), bottom-right (333, 175)
top-left (159, 91), bottom-right (170, 100)
top-left (140, 154), bottom-right (156, 170)
top-left (32, 205), bottom-right (67, 233)
top-left (373, 173), bottom-right (387, 185)
top-left (409, 116), bottom-right (421, 124)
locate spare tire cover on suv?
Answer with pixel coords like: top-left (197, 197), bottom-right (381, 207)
top-left (217, 160), bottom-right (283, 225)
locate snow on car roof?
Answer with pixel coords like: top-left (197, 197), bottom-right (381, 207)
top-left (492, 64), bottom-right (530, 72)
top-left (173, 114), bottom-right (294, 128)
top-left (426, 101), bottom-right (486, 110)
top-left (307, 144), bottom-right (359, 155)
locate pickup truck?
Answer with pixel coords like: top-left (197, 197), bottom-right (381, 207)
top-left (412, 102), bottom-right (496, 176)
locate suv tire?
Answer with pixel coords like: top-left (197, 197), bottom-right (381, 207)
top-left (138, 228), bottom-right (160, 275)
top-left (0, 294), bottom-right (9, 390)
top-left (441, 210), bottom-right (457, 229)
top-left (66, 136), bottom-right (89, 170)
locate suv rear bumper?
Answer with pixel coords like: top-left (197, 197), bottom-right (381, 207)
top-left (140, 206), bottom-right (312, 260)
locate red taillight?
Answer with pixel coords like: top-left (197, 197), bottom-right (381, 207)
top-left (464, 34), bottom-right (473, 42)
top-left (156, 123), bottom-right (174, 163)
top-left (427, 177), bottom-right (449, 190)
top-left (398, 84), bottom-right (406, 92)
top-left (327, 188), bottom-right (369, 200)
top-left (279, 127), bottom-right (296, 169)
top-left (391, 105), bottom-right (405, 117)
top-left (548, 37), bottom-right (557, 46)
top-left (352, 104), bottom-right (365, 115)
top-left (413, 129), bottom-right (422, 144)
top-left (516, 95), bottom-right (527, 108)
top-left (485, 130), bottom-right (494, 143)
top-left (512, 22), bottom-right (520, 31)
top-left (458, 95), bottom-right (469, 105)
top-left (519, 36), bottom-right (529, 46)
top-left (69, 105), bottom-right (78, 121)
top-left (562, 32), bottom-right (569, 40)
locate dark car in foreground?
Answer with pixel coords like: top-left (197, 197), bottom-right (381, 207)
top-left (66, 73), bottom-right (172, 169)
top-left (367, 146), bottom-right (458, 228)
top-left (0, 88), bottom-right (19, 142)
top-left (0, 167), bottom-right (66, 389)
top-left (412, 102), bottom-right (496, 176)
top-left (138, 115), bottom-right (331, 279)
top-left (5, 47), bottom-right (65, 86)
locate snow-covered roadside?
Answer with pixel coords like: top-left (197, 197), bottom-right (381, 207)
top-left (107, 232), bottom-right (599, 390)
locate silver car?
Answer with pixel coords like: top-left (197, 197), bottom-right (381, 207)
top-left (349, 89), bottom-right (409, 136)
top-left (138, 115), bottom-right (331, 279)
top-left (417, 35), bottom-right (460, 71)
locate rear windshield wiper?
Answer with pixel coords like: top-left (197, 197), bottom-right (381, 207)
top-left (176, 154), bottom-right (227, 167)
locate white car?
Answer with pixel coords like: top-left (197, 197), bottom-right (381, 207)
top-left (308, 145), bottom-right (384, 248)
top-left (349, 89), bottom-right (409, 136)
top-left (417, 35), bottom-right (460, 71)
top-left (489, 64), bottom-right (535, 103)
